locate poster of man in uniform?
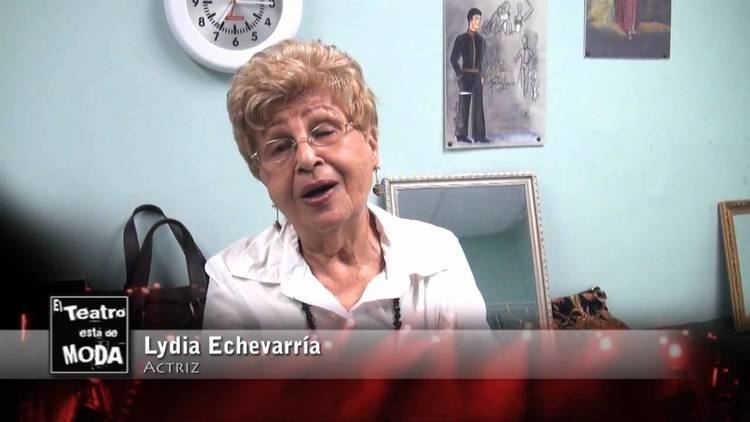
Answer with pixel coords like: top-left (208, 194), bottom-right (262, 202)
top-left (444, 0), bottom-right (546, 150)
top-left (585, 0), bottom-right (671, 59)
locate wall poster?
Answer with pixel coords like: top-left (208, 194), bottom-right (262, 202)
top-left (585, 0), bottom-right (672, 59)
top-left (444, 0), bottom-right (547, 150)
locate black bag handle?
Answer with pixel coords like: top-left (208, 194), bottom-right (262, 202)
top-left (123, 205), bottom-right (183, 284)
top-left (127, 218), bottom-right (208, 294)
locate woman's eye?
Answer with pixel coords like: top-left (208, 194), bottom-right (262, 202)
top-left (267, 139), bottom-right (295, 156)
top-left (311, 125), bottom-right (338, 139)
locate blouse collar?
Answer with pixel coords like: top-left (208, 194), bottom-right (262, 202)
top-left (226, 203), bottom-right (448, 312)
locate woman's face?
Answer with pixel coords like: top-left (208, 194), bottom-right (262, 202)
top-left (257, 89), bottom-right (378, 236)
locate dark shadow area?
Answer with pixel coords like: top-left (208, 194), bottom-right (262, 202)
top-left (0, 192), bottom-right (87, 330)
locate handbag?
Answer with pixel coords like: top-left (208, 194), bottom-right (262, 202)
top-left (123, 204), bottom-right (183, 284)
top-left (551, 286), bottom-right (629, 329)
top-left (110, 204), bottom-right (209, 329)
top-left (126, 216), bottom-right (209, 329)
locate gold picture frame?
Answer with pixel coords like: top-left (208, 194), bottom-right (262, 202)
top-left (719, 199), bottom-right (750, 332)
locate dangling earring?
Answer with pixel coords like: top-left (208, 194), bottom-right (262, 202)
top-left (372, 166), bottom-right (383, 196)
top-left (272, 203), bottom-right (281, 231)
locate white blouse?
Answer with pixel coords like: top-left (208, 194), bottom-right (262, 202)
top-left (202, 203), bottom-right (489, 329)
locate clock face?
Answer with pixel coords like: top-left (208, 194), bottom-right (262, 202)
top-left (164, 0), bottom-right (301, 72)
top-left (186, 0), bottom-right (283, 51)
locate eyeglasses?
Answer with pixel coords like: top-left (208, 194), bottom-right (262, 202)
top-left (251, 122), bottom-right (356, 166)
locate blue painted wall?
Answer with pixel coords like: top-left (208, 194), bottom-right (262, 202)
top-left (2, 1), bottom-right (749, 327)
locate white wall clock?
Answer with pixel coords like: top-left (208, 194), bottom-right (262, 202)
top-left (165, 0), bottom-right (303, 73)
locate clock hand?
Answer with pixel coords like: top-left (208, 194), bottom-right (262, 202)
top-left (235, 0), bottom-right (276, 5)
top-left (219, 0), bottom-right (236, 23)
top-left (227, 0), bottom-right (248, 21)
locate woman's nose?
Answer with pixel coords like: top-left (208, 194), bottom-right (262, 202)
top-left (294, 139), bottom-right (323, 172)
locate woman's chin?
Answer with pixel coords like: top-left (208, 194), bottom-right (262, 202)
top-left (295, 205), bottom-right (357, 234)
top-left (307, 211), bottom-right (349, 232)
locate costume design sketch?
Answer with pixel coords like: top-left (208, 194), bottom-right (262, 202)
top-left (449, 8), bottom-right (488, 144)
top-left (444, 0), bottom-right (546, 149)
top-left (585, 0), bottom-right (671, 59)
top-left (514, 34), bottom-right (535, 100)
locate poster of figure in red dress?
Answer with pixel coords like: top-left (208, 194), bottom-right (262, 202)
top-left (585, 0), bottom-right (671, 59)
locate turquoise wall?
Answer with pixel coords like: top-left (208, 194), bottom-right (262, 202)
top-left (2, 1), bottom-right (749, 328)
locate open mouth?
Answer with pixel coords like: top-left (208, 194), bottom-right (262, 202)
top-left (301, 181), bottom-right (338, 199)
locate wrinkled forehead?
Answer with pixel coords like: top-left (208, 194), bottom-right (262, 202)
top-left (267, 90), bottom-right (344, 124)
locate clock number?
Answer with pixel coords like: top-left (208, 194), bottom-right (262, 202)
top-left (233, 37), bottom-right (240, 47)
top-left (265, 18), bottom-right (272, 26)
top-left (213, 31), bottom-right (219, 41)
top-left (252, 31), bottom-right (258, 41)
top-left (192, 0), bottom-right (199, 6)
top-left (198, 17), bottom-right (205, 27)
top-left (269, 0), bottom-right (276, 8)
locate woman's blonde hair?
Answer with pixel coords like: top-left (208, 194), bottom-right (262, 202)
top-left (227, 39), bottom-right (378, 179)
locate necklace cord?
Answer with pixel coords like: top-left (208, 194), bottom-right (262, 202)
top-left (300, 298), bottom-right (402, 330)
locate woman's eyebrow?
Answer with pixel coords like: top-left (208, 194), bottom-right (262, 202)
top-left (263, 126), bottom-right (290, 140)
top-left (301, 104), bottom-right (341, 118)
top-left (263, 105), bottom-right (342, 136)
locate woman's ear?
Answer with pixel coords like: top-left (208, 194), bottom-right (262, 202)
top-left (249, 133), bottom-right (273, 187)
top-left (258, 172), bottom-right (269, 188)
top-left (366, 127), bottom-right (379, 165)
top-left (257, 163), bottom-right (271, 188)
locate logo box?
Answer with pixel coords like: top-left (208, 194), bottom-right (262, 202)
top-left (49, 296), bottom-right (129, 375)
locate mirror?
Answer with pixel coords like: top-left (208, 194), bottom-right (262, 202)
top-left (719, 199), bottom-right (750, 332)
top-left (383, 173), bottom-right (551, 329)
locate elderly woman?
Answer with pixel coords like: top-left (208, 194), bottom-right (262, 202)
top-left (203, 39), bottom-right (488, 330)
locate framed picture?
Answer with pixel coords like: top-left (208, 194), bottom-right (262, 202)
top-left (444, 0), bottom-right (547, 150)
top-left (719, 200), bottom-right (750, 332)
top-left (383, 173), bottom-right (552, 329)
top-left (585, 0), bottom-right (672, 59)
